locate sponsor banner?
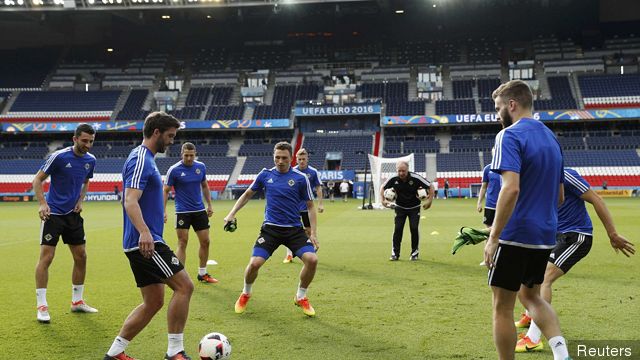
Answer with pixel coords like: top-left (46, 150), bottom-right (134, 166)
top-left (83, 192), bottom-right (121, 201)
top-left (2, 119), bottom-right (291, 133)
top-left (383, 108), bottom-right (640, 126)
top-left (296, 103), bottom-right (381, 117)
top-left (594, 189), bottom-right (633, 197)
top-left (318, 170), bottom-right (356, 181)
top-left (0, 194), bottom-right (33, 202)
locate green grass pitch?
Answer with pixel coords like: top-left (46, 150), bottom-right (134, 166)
top-left (0, 198), bottom-right (638, 359)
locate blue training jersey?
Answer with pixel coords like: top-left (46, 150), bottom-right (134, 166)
top-left (294, 165), bottom-right (321, 212)
top-left (491, 118), bottom-right (564, 249)
top-left (482, 164), bottom-right (501, 209)
top-left (558, 168), bottom-right (593, 235)
top-left (250, 167), bottom-right (314, 227)
top-left (165, 160), bottom-right (207, 213)
top-left (41, 146), bottom-right (96, 215)
top-left (122, 145), bottom-right (165, 251)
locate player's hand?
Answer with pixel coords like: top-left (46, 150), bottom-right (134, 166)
top-left (317, 204), bottom-right (324, 213)
top-left (484, 238), bottom-right (499, 269)
top-left (223, 214), bottom-right (235, 225)
top-left (309, 234), bottom-right (319, 251)
top-left (609, 233), bottom-right (635, 257)
top-left (422, 203), bottom-right (431, 210)
top-left (477, 203), bottom-right (483, 212)
top-left (163, 212), bottom-right (167, 224)
top-left (207, 206), bottom-right (214, 217)
top-left (73, 202), bottom-right (83, 213)
top-left (138, 231), bottom-right (155, 259)
top-left (38, 203), bottom-right (51, 221)
top-left (382, 200), bottom-right (390, 208)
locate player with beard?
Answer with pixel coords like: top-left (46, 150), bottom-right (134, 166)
top-left (485, 80), bottom-right (571, 360)
top-left (34, 123), bottom-right (98, 323)
top-left (104, 112), bottom-right (194, 360)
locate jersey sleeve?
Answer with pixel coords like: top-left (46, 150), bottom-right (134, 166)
top-left (249, 169), bottom-right (266, 192)
top-left (41, 152), bottom-right (61, 175)
top-left (382, 177), bottom-right (395, 190)
top-left (491, 129), bottom-right (521, 174)
top-left (200, 163), bottom-right (207, 182)
top-left (299, 174), bottom-right (313, 202)
top-left (482, 165), bottom-right (490, 183)
top-left (563, 170), bottom-right (590, 197)
top-left (87, 159), bottom-right (95, 179)
top-left (164, 166), bottom-right (176, 187)
top-left (311, 170), bottom-right (322, 188)
top-left (125, 154), bottom-right (151, 190)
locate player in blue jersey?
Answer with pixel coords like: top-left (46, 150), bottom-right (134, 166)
top-left (104, 112), bottom-right (194, 360)
top-left (485, 80), bottom-right (572, 360)
top-left (477, 163), bottom-right (501, 227)
top-left (33, 123), bottom-right (97, 323)
top-left (283, 148), bottom-right (324, 263)
top-left (224, 142), bottom-right (319, 317)
top-left (163, 142), bottom-right (218, 284)
top-left (514, 168), bottom-right (635, 353)
top-left (476, 161), bottom-right (502, 266)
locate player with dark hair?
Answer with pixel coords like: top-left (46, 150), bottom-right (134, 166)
top-left (164, 142), bottom-right (218, 283)
top-left (514, 168), bottom-right (635, 353)
top-left (104, 112), bottom-right (194, 360)
top-left (283, 148), bottom-right (323, 263)
top-left (485, 80), bottom-right (571, 360)
top-left (224, 141), bottom-right (320, 317)
top-left (34, 123), bottom-right (98, 323)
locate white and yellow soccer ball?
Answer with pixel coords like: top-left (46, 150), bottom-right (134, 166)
top-left (417, 188), bottom-right (428, 200)
top-left (384, 188), bottom-right (397, 201)
top-left (199, 332), bottom-right (232, 360)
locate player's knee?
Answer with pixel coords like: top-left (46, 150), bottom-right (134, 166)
top-left (248, 259), bottom-right (264, 271)
top-left (73, 251), bottom-right (87, 264)
top-left (198, 237), bottom-right (210, 247)
top-left (180, 278), bottom-right (195, 296)
top-left (177, 237), bottom-right (189, 247)
top-left (146, 297), bottom-right (164, 312)
top-left (303, 254), bottom-right (318, 268)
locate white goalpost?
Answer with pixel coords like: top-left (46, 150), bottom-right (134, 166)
top-left (368, 153), bottom-right (415, 209)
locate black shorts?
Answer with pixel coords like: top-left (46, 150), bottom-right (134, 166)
top-left (488, 243), bottom-right (551, 292)
top-left (549, 232), bottom-right (593, 274)
top-left (300, 211), bottom-right (311, 228)
top-left (175, 211), bottom-right (210, 231)
top-left (252, 224), bottom-right (316, 260)
top-left (40, 212), bottom-right (85, 246)
top-left (483, 208), bottom-right (496, 226)
top-left (125, 242), bottom-right (184, 288)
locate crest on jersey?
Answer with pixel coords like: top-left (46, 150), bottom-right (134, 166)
top-left (409, 180), bottom-right (414, 185)
top-left (196, 168), bottom-right (201, 175)
top-left (44, 234), bottom-right (52, 241)
top-left (288, 179), bottom-right (295, 186)
top-left (85, 163), bottom-right (90, 170)
top-left (171, 256), bottom-right (180, 265)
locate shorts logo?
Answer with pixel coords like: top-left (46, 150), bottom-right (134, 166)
top-left (288, 179), bottom-right (295, 187)
top-left (306, 239), bottom-right (312, 243)
top-left (550, 253), bottom-right (555, 259)
top-left (196, 168), bottom-right (201, 175)
top-left (171, 256), bottom-right (180, 265)
top-left (257, 237), bottom-right (265, 244)
top-left (44, 233), bottom-right (53, 241)
top-left (178, 219), bottom-right (184, 226)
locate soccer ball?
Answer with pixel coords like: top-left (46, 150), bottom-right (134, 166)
top-left (417, 188), bottom-right (428, 200)
top-left (199, 332), bottom-right (232, 360)
top-left (384, 188), bottom-right (397, 201)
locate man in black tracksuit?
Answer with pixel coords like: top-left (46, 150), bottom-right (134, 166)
top-left (381, 161), bottom-right (435, 261)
